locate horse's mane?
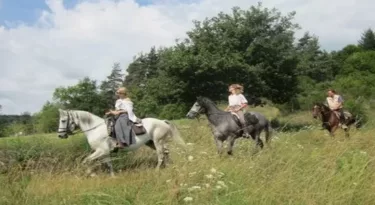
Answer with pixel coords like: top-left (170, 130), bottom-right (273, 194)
top-left (197, 96), bottom-right (220, 109)
top-left (314, 102), bottom-right (330, 111)
top-left (70, 110), bottom-right (102, 126)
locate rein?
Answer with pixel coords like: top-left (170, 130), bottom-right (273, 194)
top-left (59, 110), bottom-right (109, 136)
top-left (314, 105), bottom-right (334, 126)
top-left (71, 121), bottom-right (106, 135)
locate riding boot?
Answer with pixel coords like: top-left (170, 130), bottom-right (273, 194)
top-left (242, 123), bottom-right (251, 138)
top-left (116, 141), bottom-right (126, 148)
top-left (340, 116), bottom-right (348, 130)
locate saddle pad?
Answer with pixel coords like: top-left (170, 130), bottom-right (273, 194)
top-left (132, 123), bottom-right (147, 135)
top-left (333, 111), bottom-right (352, 119)
top-left (230, 112), bottom-right (240, 120)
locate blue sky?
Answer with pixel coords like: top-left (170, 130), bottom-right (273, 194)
top-left (0, 0), bottom-right (153, 27)
top-left (0, 0), bottom-right (373, 114)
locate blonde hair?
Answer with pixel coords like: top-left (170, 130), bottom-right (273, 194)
top-left (229, 84), bottom-right (244, 94)
top-left (117, 87), bottom-right (128, 96)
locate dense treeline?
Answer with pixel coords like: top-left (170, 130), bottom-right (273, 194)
top-left (1, 4), bottom-right (375, 137)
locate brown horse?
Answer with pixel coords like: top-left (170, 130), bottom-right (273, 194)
top-left (312, 103), bottom-right (356, 138)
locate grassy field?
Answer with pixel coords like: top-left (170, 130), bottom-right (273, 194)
top-left (1, 105), bottom-right (375, 205)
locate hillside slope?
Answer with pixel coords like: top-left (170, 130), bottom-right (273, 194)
top-left (0, 106), bottom-right (374, 205)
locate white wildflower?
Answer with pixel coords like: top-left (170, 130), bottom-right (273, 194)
top-left (215, 185), bottom-right (222, 189)
top-left (217, 172), bottom-right (225, 177)
top-left (166, 179), bottom-right (171, 183)
top-left (360, 151), bottom-right (367, 155)
top-left (188, 186), bottom-right (202, 192)
top-left (205, 174), bottom-right (214, 179)
top-left (297, 144), bottom-right (304, 149)
top-left (217, 181), bottom-right (227, 188)
top-left (210, 168), bottom-right (217, 174)
top-left (205, 183), bottom-right (210, 188)
top-left (188, 156), bottom-right (194, 161)
top-left (187, 143), bottom-right (194, 146)
top-left (189, 172), bottom-right (197, 177)
top-left (353, 182), bottom-right (358, 186)
top-left (180, 183), bottom-right (188, 187)
top-left (200, 151), bottom-right (208, 155)
top-left (183, 197), bottom-right (193, 202)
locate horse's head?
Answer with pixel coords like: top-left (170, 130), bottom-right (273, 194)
top-left (186, 96), bottom-right (211, 119)
top-left (57, 109), bottom-right (78, 139)
top-left (312, 102), bottom-right (329, 119)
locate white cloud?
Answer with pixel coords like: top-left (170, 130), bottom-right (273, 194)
top-left (0, 0), bottom-right (374, 114)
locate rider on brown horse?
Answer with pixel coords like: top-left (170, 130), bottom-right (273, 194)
top-left (326, 89), bottom-right (348, 130)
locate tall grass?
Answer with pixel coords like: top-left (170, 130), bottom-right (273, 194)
top-left (1, 106), bottom-right (375, 205)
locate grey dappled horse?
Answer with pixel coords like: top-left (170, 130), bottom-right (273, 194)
top-left (186, 97), bottom-right (272, 155)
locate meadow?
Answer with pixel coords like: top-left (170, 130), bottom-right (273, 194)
top-left (1, 105), bottom-right (375, 205)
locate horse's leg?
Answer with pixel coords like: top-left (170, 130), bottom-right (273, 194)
top-left (214, 136), bottom-right (224, 156)
top-left (153, 139), bottom-right (166, 171)
top-left (253, 131), bottom-right (264, 154)
top-left (102, 155), bottom-right (115, 177)
top-left (82, 149), bottom-right (105, 176)
top-left (162, 144), bottom-right (172, 165)
top-left (329, 125), bottom-right (338, 138)
top-left (227, 135), bottom-right (236, 155)
top-left (264, 123), bottom-right (272, 148)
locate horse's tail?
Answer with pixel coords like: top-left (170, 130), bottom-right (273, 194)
top-left (164, 120), bottom-right (187, 149)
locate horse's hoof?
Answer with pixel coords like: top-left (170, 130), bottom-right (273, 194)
top-left (227, 151), bottom-right (233, 155)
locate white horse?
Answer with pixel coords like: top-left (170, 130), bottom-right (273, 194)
top-left (57, 109), bottom-right (186, 176)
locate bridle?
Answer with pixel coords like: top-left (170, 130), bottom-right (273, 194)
top-left (58, 110), bottom-right (110, 136)
top-left (57, 110), bottom-right (75, 135)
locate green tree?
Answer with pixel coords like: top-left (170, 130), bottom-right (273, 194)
top-left (358, 28), bottom-right (375, 51)
top-left (161, 4), bottom-right (300, 104)
top-left (100, 63), bottom-right (124, 109)
top-left (124, 47), bottom-right (161, 87)
top-left (53, 77), bottom-right (104, 116)
top-left (35, 101), bottom-right (60, 133)
top-left (295, 32), bottom-right (336, 82)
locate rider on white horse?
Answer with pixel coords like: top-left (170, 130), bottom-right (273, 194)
top-left (105, 87), bottom-right (138, 149)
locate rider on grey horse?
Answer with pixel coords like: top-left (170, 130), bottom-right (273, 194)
top-left (225, 84), bottom-right (251, 138)
top-left (326, 88), bottom-right (348, 130)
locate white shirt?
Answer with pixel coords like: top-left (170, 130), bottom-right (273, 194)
top-left (326, 94), bottom-right (343, 110)
top-left (228, 94), bottom-right (248, 106)
top-left (115, 99), bottom-right (138, 122)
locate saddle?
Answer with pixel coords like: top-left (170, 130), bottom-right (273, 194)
top-left (132, 122), bottom-right (147, 135)
top-left (230, 112), bottom-right (259, 127)
top-left (105, 117), bottom-right (147, 137)
top-left (333, 110), bottom-right (352, 120)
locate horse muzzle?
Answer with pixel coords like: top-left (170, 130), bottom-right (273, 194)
top-left (58, 133), bottom-right (69, 139)
top-left (186, 111), bottom-right (197, 119)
